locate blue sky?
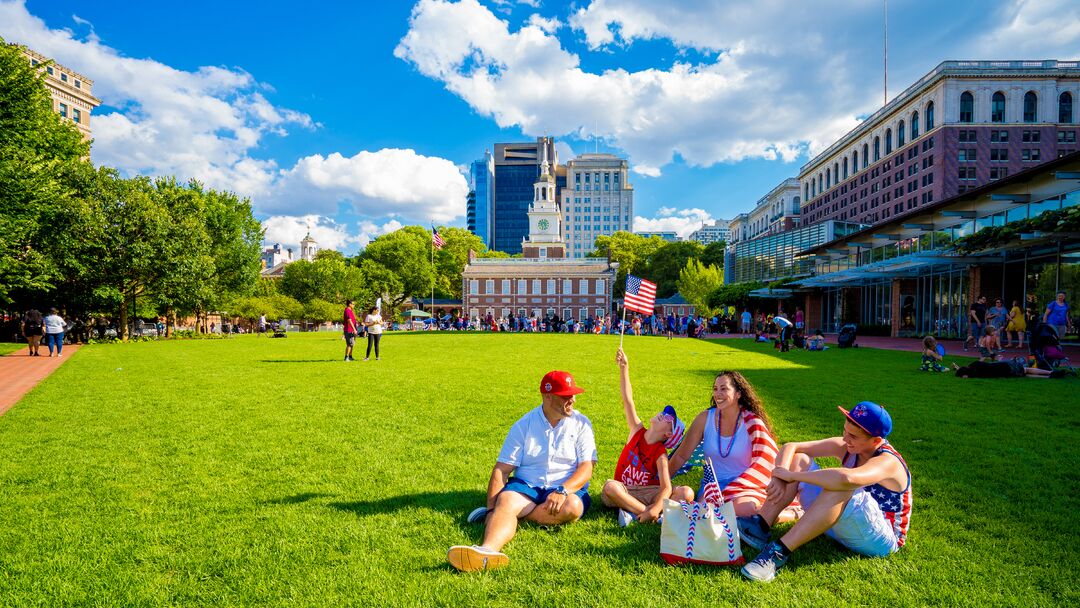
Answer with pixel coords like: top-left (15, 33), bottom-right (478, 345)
top-left (3, 0), bottom-right (1078, 252)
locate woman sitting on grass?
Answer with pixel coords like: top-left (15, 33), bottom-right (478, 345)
top-left (978, 326), bottom-right (1002, 362)
top-left (667, 370), bottom-right (800, 522)
top-left (920, 336), bottom-right (947, 372)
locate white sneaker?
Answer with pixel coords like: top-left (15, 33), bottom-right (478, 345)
top-left (447, 545), bottom-right (508, 572)
top-left (617, 509), bottom-right (635, 527)
top-left (466, 507), bottom-right (490, 523)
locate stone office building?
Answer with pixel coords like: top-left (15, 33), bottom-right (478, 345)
top-left (16, 45), bottom-right (101, 141)
top-left (799, 60), bottom-right (1078, 229)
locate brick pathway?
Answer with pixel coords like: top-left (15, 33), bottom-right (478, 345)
top-left (0, 346), bottom-right (81, 416)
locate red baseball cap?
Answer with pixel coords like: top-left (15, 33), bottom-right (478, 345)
top-left (540, 370), bottom-right (585, 396)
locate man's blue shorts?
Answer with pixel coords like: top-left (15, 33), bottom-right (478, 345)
top-left (502, 477), bottom-right (592, 514)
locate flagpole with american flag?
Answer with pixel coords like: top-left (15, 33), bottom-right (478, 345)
top-left (622, 274), bottom-right (657, 348)
top-left (431, 226), bottom-right (445, 318)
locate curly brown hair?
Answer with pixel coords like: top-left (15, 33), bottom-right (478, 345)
top-left (711, 370), bottom-right (774, 436)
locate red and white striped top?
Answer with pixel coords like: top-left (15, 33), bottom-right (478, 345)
top-left (720, 410), bottom-right (777, 504)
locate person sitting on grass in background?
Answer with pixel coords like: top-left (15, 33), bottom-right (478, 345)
top-left (792, 328), bottom-right (806, 350)
top-left (602, 349), bottom-right (689, 527)
top-left (806, 329), bottom-right (826, 351)
top-left (951, 360), bottom-right (1054, 379)
top-left (920, 336), bottom-right (947, 372)
top-left (978, 325), bottom-right (1002, 362)
top-left (739, 402), bottom-right (911, 583)
top-left (449, 371), bottom-right (597, 573)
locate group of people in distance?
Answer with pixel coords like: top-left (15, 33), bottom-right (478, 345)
top-left (341, 300), bottom-right (384, 362)
top-left (447, 348), bottom-right (911, 583)
top-left (18, 308), bottom-right (68, 358)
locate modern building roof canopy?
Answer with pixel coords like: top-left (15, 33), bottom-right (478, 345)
top-left (798, 150), bottom-right (1080, 258)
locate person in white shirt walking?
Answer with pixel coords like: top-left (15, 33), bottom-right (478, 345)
top-left (448, 371), bottom-right (597, 572)
top-left (43, 308), bottom-right (66, 357)
top-left (362, 306), bottom-right (383, 361)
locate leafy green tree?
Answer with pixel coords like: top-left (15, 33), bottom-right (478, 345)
top-left (700, 241), bottom-right (727, 269)
top-left (433, 226), bottom-right (485, 298)
top-left (303, 298), bottom-right (342, 324)
top-left (677, 258), bottom-right (724, 316)
top-left (0, 38), bottom-right (91, 303)
top-left (589, 231), bottom-right (666, 295)
top-left (707, 281), bottom-right (764, 313)
top-left (357, 226), bottom-right (434, 310)
top-left (647, 240), bottom-right (704, 298)
top-left (357, 259), bottom-right (403, 310)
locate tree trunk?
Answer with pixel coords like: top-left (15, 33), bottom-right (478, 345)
top-left (118, 298), bottom-right (129, 342)
top-left (165, 307), bottom-right (174, 338)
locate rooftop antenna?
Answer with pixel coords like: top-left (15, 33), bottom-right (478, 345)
top-left (883, 0), bottom-right (889, 107)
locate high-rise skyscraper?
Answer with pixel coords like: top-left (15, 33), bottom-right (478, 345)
top-left (560, 153), bottom-right (634, 258)
top-left (492, 137), bottom-right (558, 254)
top-left (468, 151), bottom-right (494, 248)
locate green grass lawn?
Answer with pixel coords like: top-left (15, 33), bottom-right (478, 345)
top-left (0, 342), bottom-right (25, 356)
top-left (0, 333), bottom-right (1077, 606)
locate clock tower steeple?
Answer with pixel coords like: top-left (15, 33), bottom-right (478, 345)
top-left (522, 145), bottom-right (565, 259)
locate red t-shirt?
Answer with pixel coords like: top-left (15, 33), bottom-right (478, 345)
top-left (343, 308), bottom-right (358, 333)
top-left (613, 427), bottom-right (668, 487)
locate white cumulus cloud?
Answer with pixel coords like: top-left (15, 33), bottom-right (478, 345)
top-left (634, 208), bottom-right (712, 239)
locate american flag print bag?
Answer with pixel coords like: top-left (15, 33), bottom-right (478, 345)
top-left (659, 458), bottom-right (744, 566)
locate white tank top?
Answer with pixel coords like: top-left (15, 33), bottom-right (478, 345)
top-left (702, 408), bottom-right (752, 483)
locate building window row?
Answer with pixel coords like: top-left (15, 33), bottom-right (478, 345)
top-left (468, 279), bottom-right (606, 296)
top-left (960, 90), bottom-right (1075, 124)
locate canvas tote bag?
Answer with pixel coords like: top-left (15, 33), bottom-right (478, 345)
top-left (659, 498), bottom-right (744, 566)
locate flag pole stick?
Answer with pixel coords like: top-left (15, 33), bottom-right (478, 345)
top-left (619, 304), bottom-right (627, 349)
top-left (430, 225), bottom-right (434, 321)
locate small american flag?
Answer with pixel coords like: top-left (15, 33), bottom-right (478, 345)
top-left (624, 275), bottom-right (657, 314)
top-left (432, 227), bottom-right (445, 249)
top-left (701, 458), bottom-right (724, 506)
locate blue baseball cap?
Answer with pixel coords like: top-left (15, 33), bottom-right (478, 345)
top-left (838, 401), bottom-right (892, 438)
top-left (660, 405), bottom-right (686, 450)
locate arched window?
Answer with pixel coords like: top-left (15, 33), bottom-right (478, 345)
top-left (898, 121), bottom-right (906, 146)
top-left (911, 111), bottom-right (920, 138)
top-left (805, 183), bottom-right (810, 200)
top-left (874, 136), bottom-right (881, 161)
top-left (1060, 92), bottom-right (1074, 123)
top-left (862, 143), bottom-right (869, 168)
top-left (992, 91), bottom-right (1006, 123)
top-left (834, 162), bottom-right (840, 184)
top-left (926, 101), bottom-right (935, 129)
top-left (826, 168), bottom-right (831, 189)
top-left (959, 92), bottom-right (974, 123)
top-left (1024, 91), bottom-right (1038, 123)
top-left (843, 157), bottom-right (848, 180)
top-left (885, 128), bottom-right (893, 154)
top-left (793, 196), bottom-right (801, 213)
top-left (852, 150), bottom-right (859, 173)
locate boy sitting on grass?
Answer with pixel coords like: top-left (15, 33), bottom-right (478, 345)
top-left (602, 348), bottom-right (690, 526)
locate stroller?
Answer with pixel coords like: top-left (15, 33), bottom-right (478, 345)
top-left (837, 323), bottom-right (858, 348)
top-left (1030, 322), bottom-right (1072, 371)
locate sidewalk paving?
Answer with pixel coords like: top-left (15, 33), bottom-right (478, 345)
top-left (0, 346), bottom-right (81, 416)
top-left (704, 332), bottom-right (1080, 358)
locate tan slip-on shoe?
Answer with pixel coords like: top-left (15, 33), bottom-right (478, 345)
top-left (447, 545), bottom-right (509, 572)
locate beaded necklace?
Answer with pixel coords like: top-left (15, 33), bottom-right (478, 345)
top-left (715, 407), bottom-right (742, 458)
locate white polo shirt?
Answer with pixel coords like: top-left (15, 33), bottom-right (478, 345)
top-left (497, 406), bottom-right (598, 489)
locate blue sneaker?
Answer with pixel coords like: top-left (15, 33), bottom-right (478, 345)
top-left (466, 507), bottom-right (490, 524)
top-left (736, 515), bottom-right (770, 550)
top-left (741, 541), bottom-right (789, 583)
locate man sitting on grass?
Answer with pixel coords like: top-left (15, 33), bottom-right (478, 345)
top-left (601, 349), bottom-right (688, 526)
top-left (738, 401), bottom-right (911, 583)
top-left (448, 371), bottom-right (597, 572)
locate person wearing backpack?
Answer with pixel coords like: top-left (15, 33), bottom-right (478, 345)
top-left (21, 309), bottom-right (44, 356)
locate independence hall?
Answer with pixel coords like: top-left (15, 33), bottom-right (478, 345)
top-left (462, 154), bottom-right (618, 321)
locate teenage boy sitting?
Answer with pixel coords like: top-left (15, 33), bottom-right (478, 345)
top-left (601, 349), bottom-right (690, 526)
top-left (739, 401), bottom-right (911, 583)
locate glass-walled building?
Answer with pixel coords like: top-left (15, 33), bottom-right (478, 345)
top-left (469, 152), bottom-right (494, 248)
top-left (797, 151), bottom-right (1080, 339)
top-left (493, 138), bottom-right (557, 254)
top-left (724, 220), bottom-right (864, 285)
